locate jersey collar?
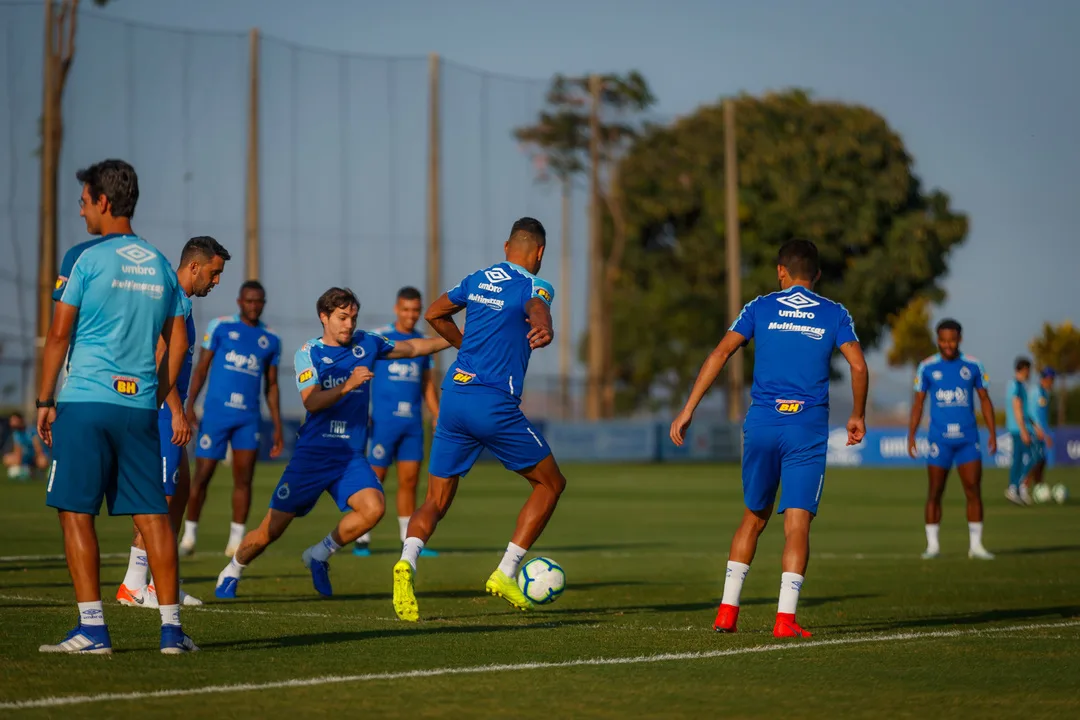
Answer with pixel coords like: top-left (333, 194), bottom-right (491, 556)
top-left (505, 261), bottom-right (538, 279)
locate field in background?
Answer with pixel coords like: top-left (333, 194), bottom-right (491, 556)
top-left (2, 463), bottom-right (1079, 718)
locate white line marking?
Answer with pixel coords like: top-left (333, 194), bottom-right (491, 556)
top-left (0, 595), bottom-right (340, 620)
top-left (2, 620), bottom-right (1077, 710)
top-left (0, 551), bottom-right (221, 563)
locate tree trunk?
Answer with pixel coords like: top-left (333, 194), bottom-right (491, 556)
top-left (585, 75), bottom-right (604, 420)
top-left (558, 180), bottom-right (571, 419)
top-left (1057, 376), bottom-right (1067, 428)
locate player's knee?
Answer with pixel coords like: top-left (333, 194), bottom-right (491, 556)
top-left (545, 471), bottom-right (567, 498)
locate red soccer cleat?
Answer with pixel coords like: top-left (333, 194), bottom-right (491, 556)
top-left (773, 612), bottom-right (812, 638)
top-left (713, 603), bottom-right (739, 633)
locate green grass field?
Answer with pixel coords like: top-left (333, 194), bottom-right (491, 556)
top-left (1, 462), bottom-right (1079, 718)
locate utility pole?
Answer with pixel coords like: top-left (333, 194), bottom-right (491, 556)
top-left (244, 28), bottom-right (261, 281)
top-left (559, 179), bottom-right (571, 418)
top-left (585, 74), bottom-right (603, 421)
top-left (724, 98), bottom-right (743, 421)
top-left (426, 53), bottom-right (442, 378)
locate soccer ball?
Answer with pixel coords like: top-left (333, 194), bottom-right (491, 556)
top-left (1052, 483), bottom-right (1069, 505)
top-left (517, 557), bottom-right (566, 605)
top-left (1032, 483), bottom-right (1053, 504)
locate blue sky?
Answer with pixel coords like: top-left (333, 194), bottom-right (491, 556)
top-left (0, 0), bottom-right (1076, 413)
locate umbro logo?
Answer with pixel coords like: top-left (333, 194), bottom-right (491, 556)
top-left (484, 267), bottom-right (512, 284)
top-left (115, 244), bottom-right (156, 265)
top-left (777, 291), bottom-right (820, 319)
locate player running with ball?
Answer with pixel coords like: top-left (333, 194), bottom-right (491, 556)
top-left (671, 239), bottom-right (868, 638)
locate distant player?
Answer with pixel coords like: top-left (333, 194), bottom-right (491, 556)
top-left (1005, 358), bottom-right (1036, 506)
top-left (392, 218), bottom-right (566, 622)
top-left (214, 288), bottom-right (448, 598)
top-left (4, 412), bottom-right (45, 480)
top-left (116, 236), bottom-right (231, 608)
top-left (671, 239), bottom-right (868, 638)
top-left (36, 159), bottom-right (196, 654)
top-left (182, 280), bottom-right (285, 557)
top-left (1025, 367), bottom-right (1055, 494)
top-left (907, 319), bottom-right (997, 560)
top-left (353, 286), bottom-right (441, 558)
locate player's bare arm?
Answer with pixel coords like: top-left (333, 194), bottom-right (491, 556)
top-left (669, 330), bottom-right (748, 447)
top-left (525, 297), bottom-right (554, 350)
top-left (385, 336), bottom-right (452, 360)
top-left (839, 340), bottom-right (868, 446)
top-left (422, 368), bottom-right (440, 426)
top-left (1011, 393), bottom-right (1030, 445)
top-left (977, 387), bottom-right (997, 454)
top-left (300, 366), bottom-right (374, 413)
top-left (424, 292), bottom-right (466, 349)
top-left (36, 301), bottom-right (77, 447)
top-left (185, 348), bottom-right (214, 428)
top-left (155, 335), bottom-right (191, 448)
top-left (907, 390), bottom-right (926, 459)
top-left (157, 313), bottom-right (187, 409)
top-left (264, 364), bottom-right (285, 458)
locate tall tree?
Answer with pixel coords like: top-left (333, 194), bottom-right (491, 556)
top-left (887, 296), bottom-right (938, 371)
top-left (1029, 321), bottom-right (1080, 427)
top-left (514, 71), bottom-right (655, 420)
top-left (609, 89), bottom-right (969, 412)
top-left (37, 0), bottom-right (110, 387)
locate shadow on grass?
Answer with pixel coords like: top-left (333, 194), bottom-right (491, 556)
top-left (361, 542), bottom-right (669, 556)
top-left (994, 544), bottom-right (1080, 556)
top-left (816, 605), bottom-right (1080, 634)
top-left (229, 580), bottom-right (651, 605)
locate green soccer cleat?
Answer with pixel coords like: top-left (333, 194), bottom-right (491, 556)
top-left (485, 569), bottom-right (535, 612)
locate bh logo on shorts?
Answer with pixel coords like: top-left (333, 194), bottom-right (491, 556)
top-left (199, 434), bottom-right (212, 450)
top-left (775, 399), bottom-right (804, 414)
top-left (276, 483), bottom-right (290, 500)
top-left (452, 369), bottom-right (475, 386)
top-left (113, 377), bottom-right (139, 396)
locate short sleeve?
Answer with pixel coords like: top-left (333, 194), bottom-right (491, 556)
top-left (371, 332), bottom-right (397, 359)
top-left (447, 275), bottom-right (470, 306)
top-left (835, 304), bottom-right (859, 348)
top-left (530, 277), bottom-right (555, 307)
top-left (729, 297), bottom-right (758, 343)
top-left (972, 360), bottom-right (988, 390)
top-left (202, 318), bottom-right (224, 351)
top-left (52, 245), bottom-right (82, 301)
top-left (59, 251), bottom-right (92, 307)
top-left (914, 360), bottom-right (930, 393)
top-left (294, 343), bottom-right (318, 391)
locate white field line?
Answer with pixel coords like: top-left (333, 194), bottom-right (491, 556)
top-left (1, 619), bottom-right (1078, 710)
top-left (0, 551), bottom-right (222, 563)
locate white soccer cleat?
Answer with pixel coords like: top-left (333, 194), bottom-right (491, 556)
top-left (180, 588), bottom-right (203, 606)
top-left (921, 549), bottom-right (940, 560)
top-left (144, 583), bottom-right (203, 607)
top-left (968, 547), bottom-right (995, 560)
top-left (1019, 485), bottom-right (1034, 506)
top-left (224, 542), bottom-right (239, 558)
top-left (178, 536), bottom-right (197, 557)
top-left (1004, 486), bottom-right (1025, 507)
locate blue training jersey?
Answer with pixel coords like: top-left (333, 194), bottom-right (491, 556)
top-left (10, 428), bottom-right (33, 463)
top-left (293, 330), bottom-right (396, 452)
top-left (171, 294), bottom-right (197, 405)
top-left (443, 261), bottom-right (555, 399)
top-left (1004, 378), bottom-right (1030, 433)
top-left (914, 352), bottom-right (988, 443)
top-left (201, 315), bottom-right (281, 418)
top-left (369, 324), bottom-right (431, 424)
top-left (1029, 384), bottom-right (1050, 432)
top-left (730, 285), bottom-right (858, 427)
top-left (57, 235), bottom-right (186, 409)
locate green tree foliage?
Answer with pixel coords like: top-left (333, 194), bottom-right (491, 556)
top-left (887, 296), bottom-right (937, 371)
top-left (609, 90), bottom-right (969, 410)
top-left (1029, 321), bottom-right (1080, 426)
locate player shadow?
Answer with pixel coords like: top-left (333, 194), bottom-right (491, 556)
top-left (237, 580), bottom-right (650, 606)
top-left (993, 544), bottom-right (1080, 556)
top-left (198, 618), bottom-right (598, 650)
top-left (504, 593), bottom-right (882, 620)
top-left (366, 541), bottom-right (668, 556)
top-left (813, 604), bottom-right (1080, 633)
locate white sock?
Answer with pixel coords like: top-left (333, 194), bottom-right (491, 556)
top-left (78, 601), bottom-right (105, 627)
top-left (159, 604), bottom-right (180, 627)
top-left (183, 520), bottom-right (198, 543)
top-left (968, 521), bottom-right (984, 550)
top-left (401, 537), bottom-right (425, 569)
top-left (228, 522), bottom-right (245, 545)
top-left (925, 524), bottom-right (941, 552)
top-left (123, 546), bottom-right (149, 589)
top-left (310, 533), bottom-right (341, 563)
top-left (398, 516), bottom-right (410, 543)
top-left (356, 532), bottom-right (372, 545)
top-left (221, 555), bottom-right (245, 581)
top-left (497, 542), bottom-right (528, 578)
top-left (778, 572), bottom-right (804, 615)
top-left (721, 561), bottom-right (750, 607)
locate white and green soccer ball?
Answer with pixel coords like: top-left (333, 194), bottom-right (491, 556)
top-left (1052, 483), bottom-right (1069, 505)
top-left (1032, 483), bottom-right (1053, 504)
top-left (517, 557), bottom-right (566, 605)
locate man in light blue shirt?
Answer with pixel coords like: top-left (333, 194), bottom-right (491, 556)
top-left (1026, 367), bottom-right (1055, 493)
top-left (1004, 357), bottom-right (1036, 505)
top-left (36, 159), bottom-right (197, 655)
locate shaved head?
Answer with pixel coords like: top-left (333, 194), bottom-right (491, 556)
top-left (503, 217), bottom-right (548, 275)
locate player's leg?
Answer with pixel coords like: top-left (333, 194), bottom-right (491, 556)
top-left (183, 420), bottom-right (229, 553)
top-left (302, 458), bottom-right (385, 596)
top-left (225, 417), bottom-right (262, 556)
top-left (215, 508), bottom-right (296, 598)
top-left (922, 443), bottom-right (951, 559)
top-left (350, 461), bottom-right (387, 556)
top-left (355, 426), bottom-right (398, 556)
top-left (956, 449), bottom-right (993, 560)
top-left (113, 406), bottom-right (197, 653)
top-left (40, 403), bottom-right (114, 654)
top-left (398, 425), bottom-right (438, 556)
top-left (715, 425), bottom-right (781, 633)
top-left (135, 449), bottom-right (202, 607)
top-left (1005, 432), bottom-right (1028, 505)
top-left (771, 426), bottom-right (829, 639)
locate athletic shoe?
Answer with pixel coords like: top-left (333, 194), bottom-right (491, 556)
top-left (39, 625), bottom-right (112, 654)
top-left (301, 547), bottom-right (332, 597)
top-left (485, 569), bottom-right (534, 612)
top-left (160, 625), bottom-right (199, 654)
top-left (713, 603), bottom-right (739, 633)
top-left (392, 560), bottom-right (419, 622)
top-left (774, 613), bottom-right (812, 638)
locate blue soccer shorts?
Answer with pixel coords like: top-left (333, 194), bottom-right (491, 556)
top-left (368, 419), bottom-right (424, 468)
top-left (158, 405), bottom-right (185, 496)
top-left (1029, 438), bottom-right (1047, 465)
top-left (428, 386), bottom-right (550, 478)
top-left (741, 423), bottom-right (828, 515)
top-left (195, 411), bottom-right (261, 460)
top-left (47, 402), bottom-right (168, 516)
top-left (270, 447), bottom-right (383, 518)
top-left (926, 438), bottom-right (982, 470)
